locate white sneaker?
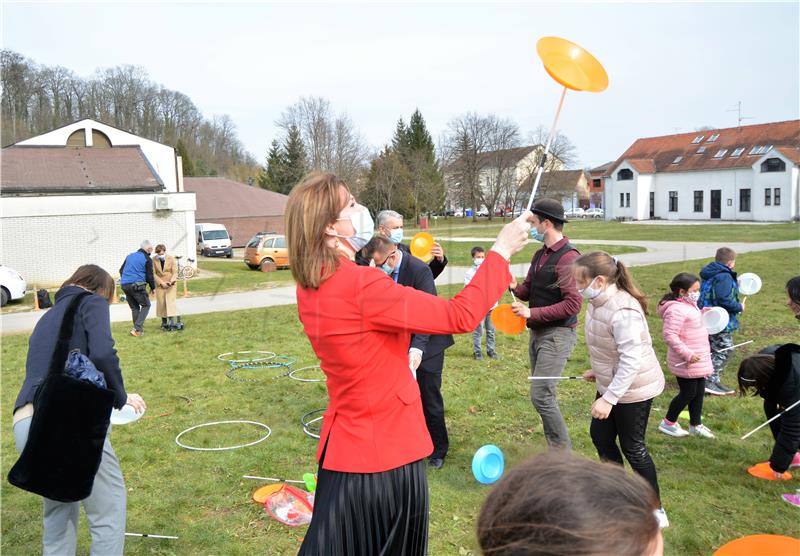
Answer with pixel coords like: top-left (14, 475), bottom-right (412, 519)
top-left (658, 419), bottom-right (689, 437)
top-left (689, 424), bottom-right (716, 438)
top-left (654, 507), bottom-right (669, 528)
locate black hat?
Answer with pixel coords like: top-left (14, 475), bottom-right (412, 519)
top-left (532, 198), bottom-right (567, 223)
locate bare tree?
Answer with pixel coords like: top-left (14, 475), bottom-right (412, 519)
top-left (479, 117), bottom-right (520, 221)
top-left (515, 125), bottom-right (578, 205)
top-left (443, 113), bottom-right (493, 222)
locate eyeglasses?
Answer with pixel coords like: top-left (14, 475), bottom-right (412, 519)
top-left (380, 250), bottom-right (398, 267)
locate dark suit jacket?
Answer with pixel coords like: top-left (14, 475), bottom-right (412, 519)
top-left (396, 252), bottom-right (455, 360)
top-left (397, 242), bottom-right (448, 279)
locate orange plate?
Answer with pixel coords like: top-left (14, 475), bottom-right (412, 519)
top-left (491, 304), bottom-right (527, 335)
top-left (252, 483), bottom-right (283, 504)
top-left (746, 462), bottom-right (792, 481)
top-left (536, 36), bottom-right (608, 93)
top-left (409, 232), bottom-right (434, 263)
top-left (713, 534), bottom-right (800, 556)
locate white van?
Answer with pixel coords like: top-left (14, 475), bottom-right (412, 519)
top-left (196, 223), bottom-right (233, 258)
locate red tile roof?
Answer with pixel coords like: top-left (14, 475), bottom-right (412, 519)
top-left (608, 120), bottom-right (800, 175)
top-left (183, 177), bottom-right (288, 219)
top-left (1, 145), bottom-right (164, 194)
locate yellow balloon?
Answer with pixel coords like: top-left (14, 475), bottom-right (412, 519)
top-left (536, 36), bottom-right (608, 92)
top-left (410, 232), bottom-right (434, 263)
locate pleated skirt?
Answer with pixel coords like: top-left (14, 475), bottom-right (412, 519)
top-left (298, 459), bottom-right (429, 556)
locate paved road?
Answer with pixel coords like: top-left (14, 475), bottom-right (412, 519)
top-left (2, 239), bottom-right (797, 335)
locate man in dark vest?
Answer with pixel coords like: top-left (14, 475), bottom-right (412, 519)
top-left (119, 240), bottom-right (155, 337)
top-left (511, 199), bottom-right (582, 449)
top-left (363, 235), bottom-right (455, 469)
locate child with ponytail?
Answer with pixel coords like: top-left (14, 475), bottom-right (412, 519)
top-left (573, 252), bottom-right (668, 527)
top-left (656, 273), bottom-right (715, 439)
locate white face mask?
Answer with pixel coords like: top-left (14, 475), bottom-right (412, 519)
top-left (579, 277), bottom-right (602, 300)
top-left (334, 204), bottom-right (374, 251)
top-left (686, 291), bottom-right (700, 303)
top-left (473, 257), bottom-right (485, 266)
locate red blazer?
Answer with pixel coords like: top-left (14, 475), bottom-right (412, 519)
top-left (297, 250), bottom-right (511, 473)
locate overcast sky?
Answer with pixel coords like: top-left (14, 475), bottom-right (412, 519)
top-left (3, 1), bottom-right (798, 168)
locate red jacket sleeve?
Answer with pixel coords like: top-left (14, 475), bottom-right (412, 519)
top-left (528, 249), bottom-right (582, 324)
top-left (359, 251), bottom-right (511, 335)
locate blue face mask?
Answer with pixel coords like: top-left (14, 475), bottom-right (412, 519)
top-left (379, 251), bottom-right (397, 275)
top-left (389, 229), bottom-right (404, 244)
top-left (530, 228), bottom-right (545, 242)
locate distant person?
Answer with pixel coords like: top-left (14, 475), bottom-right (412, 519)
top-left (511, 199), bottom-right (581, 449)
top-left (376, 209), bottom-right (448, 279)
top-left (12, 264), bottom-right (145, 555)
top-left (698, 247), bottom-right (744, 395)
top-left (657, 273), bottom-right (715, 439)
top-left (787, 276), bottom-right (800, 321)
top-left (477, 450), bottom-right (663, 556)
top-left (464, 246), bottom-right (497, 360)
top-left (119, 240), bottom-right (155, 337)
top-left (572, 251), bottom-right (668, 528)
top-left (153, 244), bottom-right (178, 331)
top-left (362, 235), bottom-right (455, 469)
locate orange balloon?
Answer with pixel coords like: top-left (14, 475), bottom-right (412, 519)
top-left (536, 37), bottom-right (609, 93)
top-left (410, 232), bottom-right (434, 263)
top-left (713, 535), bottom-right (800, 556)
top-left (252, 483), bottom-right (283, 504)
top-left (491, 304), bottom-right (527, 335)
top-left (747, 462), bottom-right (792, 481)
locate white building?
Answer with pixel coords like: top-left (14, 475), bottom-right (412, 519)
top-left (1, 119), bottom-right (196, 286)
top-left (603, 120), bottom-right (800, 222)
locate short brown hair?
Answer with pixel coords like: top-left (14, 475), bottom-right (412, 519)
top-left (715, 247), bottom-right (736, 264)
top-left (285, 172), bottom-right (349, 289)
top-left (154, 244), bottom-right (166, 254)
top-left (478, 450), bottom-right (660, 556)
top-left (61, 264), bottom-right (115, 303)
top-left (362, 235), bottom-right (395, 260)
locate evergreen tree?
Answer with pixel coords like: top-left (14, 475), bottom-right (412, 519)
top-left (407, 109), bottom-right (436, 162)
top-left (175, 138), bottom-right (195, 176)
top-left (258, 139), bottom-right (287, 191)
top-left (282, 124), bottom-right (307, 193)
top-left (391, 118), bottom-right (410, 155)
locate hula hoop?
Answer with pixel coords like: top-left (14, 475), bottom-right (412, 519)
top-left (289, 366), bottom-right (325, 383)
top-left (175, 420), bottom-right (272, 451)
top-left (217, 351), bottom-right (276, 364)
top-left (226, 356), bottom-right (296, 382)
top-left (301, 408), bottom-right (325, 439)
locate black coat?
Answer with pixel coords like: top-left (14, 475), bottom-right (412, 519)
top-left (15, 286), bottom-right (128, 411)
top-left (396, 252), bottom-right (454, 360)
top-left (762, 343), bottom-right (800, 473)
top-left (396, 242), bottom-right (448, 280)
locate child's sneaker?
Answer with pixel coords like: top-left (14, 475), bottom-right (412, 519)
top-left (689, 424), bottom-right (716, 438)
top-left (654, 507), bottom-right (669, 528)
top-left (781, 490), bottom-right (800, 509)
top-left (789, 452), bottom-right (800, 468)
top-left (658, 419), bottom-right (689, 437)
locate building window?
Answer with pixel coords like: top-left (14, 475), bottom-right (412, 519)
top-left (691, 135), bottom-right (704, 144)
top-left (672, 156), bottom-right (683, 164)
top-left (740, 189), bottom-right (751, 212)
top-left (707, 133), bottom-right (720, 142)
top-left (713, 149), bottom-right (728, 159)
top-left (696, 146), bottom-right (706, 154)
top-left (774, 188), bottom-right (781, 206)
top-left (761, 158), bottom-right (786, 172)
top-left (730, 147), bottom-right (744, 157)
top-left (617, 168), bottom-right (633, 181)
top-left (765, 189), bottom-right (771, 206)
top-left (593, 178), bottom-right (601, 188)
top-left (694, 190), bottom-right (703, 212)
top-left (625, 193), bottom-right (631, 207)
top-left (750, 145), bottom-right (773, 155)
top-left (669, 191), bottom-right (678, 212)
top-left (620, 193), bottom-right (625, 207)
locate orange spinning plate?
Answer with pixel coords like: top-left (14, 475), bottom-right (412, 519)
top-left (252, 483), bottom-right (283, 504)
top-left (713, 534), bottom-right (800, 556)
top-left (536, 37), bottom-right (608, 92)
top-left (747, 462), bottom-right (792, 480)
top-left (410, 232), bottom-right (434, 263)
top-left (491, 304), bottom-right (527, 335)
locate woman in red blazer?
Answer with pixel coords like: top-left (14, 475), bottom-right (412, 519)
top-left (286, 173), bottom-right (532, 555)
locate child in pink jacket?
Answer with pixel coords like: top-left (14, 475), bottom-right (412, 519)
top-left (657, 273), bottom-right (715, 439)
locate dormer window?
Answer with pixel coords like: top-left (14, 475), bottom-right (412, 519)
top-left (713, 149), bottom-right (728, 159)
top-left (672, 156), bottom-right (683, 164)
top-left (707, 134), bottom-right (720, 142)
top-left (696, 147), bottom-right (706, 154)
top-left (730, 148), bottom-right (745, 157)
top-left (617, 168), bottom-right (633, 181)
top-left (750, 145), bottom-right (773, 155)
top-left (691, 136), bottom-right (704, 144)
top-left (761, 158), bottom-right (786, 173)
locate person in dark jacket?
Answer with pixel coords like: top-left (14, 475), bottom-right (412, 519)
top-left (787, 276), bottom-right (800, 321)
top-left (119, 240), bottom-right (155, 337)
top-left (363, 235), bottom-right (455, 469)
top-left (12, 264), bottom-right (146, 556)
top-left (698, 247), bottom-right (744, 395)
top-left (377, 209), bottom-right (448, 279)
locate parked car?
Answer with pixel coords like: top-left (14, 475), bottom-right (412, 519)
top-left (0, 265), bottom-right (27, 307)
top-left (454, 210), bottom-right (464, 217)
top-left (476, 209), bottom-right (489, 217)
top-left (585, 208), bottom-right (605, 218)
top-left (196, 223), bottom-right (233, 258)
top-left (244, 234), bottom-right (289, 270)
top-left (564, 207), bottom-right (586, 219)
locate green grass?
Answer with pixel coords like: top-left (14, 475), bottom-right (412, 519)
top-left (438, 240), bottom-right (645, 267)
top-left (411, 218), bottom-right (800, 242)
top-left (2, 249), bottom-right (799, 554)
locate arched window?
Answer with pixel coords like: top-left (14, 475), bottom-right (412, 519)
top-left (91, 129), bottom-right (112, 148)
top-left (761, 158), bottom-right (786, 173)
top-left (67, 129), bottom-right (86, 147)
top-left (617, 168), bottom-right (633, 181)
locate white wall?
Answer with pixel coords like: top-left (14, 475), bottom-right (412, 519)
top-left (17, 119), bottom-right (180, 193)
top-left (2, 193), bottom-right (196, 285)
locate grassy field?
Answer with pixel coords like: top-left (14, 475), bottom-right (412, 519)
top-left (436, 240), bottom-right (644, 267)
top-left (2, 248), bottom-right (799, 555)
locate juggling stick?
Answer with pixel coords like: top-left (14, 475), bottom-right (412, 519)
top-left (528, 376), bottom-right (586, 381)
top-left (243, 474), bottom-right (305, 485)
top-left (525, 87), bottom-right (568, 211)
top-left (740, 399), bottom-right (800, 440)
top-left (125, 533), bottom-right (178, 540)
top-left (673, 340), bottom-right (754, 367)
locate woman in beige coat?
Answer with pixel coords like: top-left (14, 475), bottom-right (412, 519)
top-left (573, 251), bottom-right (668, 528)
top-left (153, 244), bottom-right (177, 330)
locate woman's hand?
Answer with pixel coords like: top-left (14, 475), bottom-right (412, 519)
top-left (511, 302), bottom-right (531, 319)
top-left (126, 393), bottom-right (146, 413)
top-left (591, 397), bottom-right (613, 419)
top-left (583, 369), bottom-right (596, 382)
top-left (490, 211), bottom-right (533, 260)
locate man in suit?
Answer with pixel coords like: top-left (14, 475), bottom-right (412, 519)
top-left (363, 235), bottom-right (455, 469)
top-left (376, 210), bottom-right (448, 279)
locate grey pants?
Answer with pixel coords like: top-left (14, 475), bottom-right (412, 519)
top-left (528, 327), bottom-right (577, 449)
top-left (13, 416), bottom-right (126, 556)
top-left (122, 283), bottom-right (150, 332)
top-left (473, 311), bottom-right (496, 355)
top-left (709, 331), bottom-right (735, 382)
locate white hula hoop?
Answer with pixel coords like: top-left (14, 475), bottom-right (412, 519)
top-left (175, 420), bottom-right (272, 451)
top-left (301, 413), bottom-right (324, 439)
top-left (217, 351), bottom-right (276, 364)
top-left (289, 366), bottom-right (325, 383)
